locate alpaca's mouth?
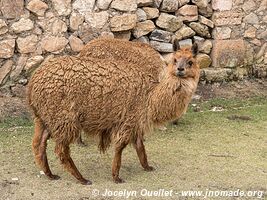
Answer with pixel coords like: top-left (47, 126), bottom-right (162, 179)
top-left (177, 71), bottom-right (185, 77)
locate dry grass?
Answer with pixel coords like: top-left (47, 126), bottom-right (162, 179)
top-left (0, 97), bottom-right (266, 200)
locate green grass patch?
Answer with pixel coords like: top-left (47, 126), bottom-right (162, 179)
top-left (0, 116), bottom-right (32, 128)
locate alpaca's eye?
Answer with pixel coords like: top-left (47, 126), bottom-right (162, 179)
top-left (188, 61), bottom-right (193, 66)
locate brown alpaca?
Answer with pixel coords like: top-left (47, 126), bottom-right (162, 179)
top-left (28, 38), bottom-right (200, 185)
top-left (75, 38), bottom-right (166, 146)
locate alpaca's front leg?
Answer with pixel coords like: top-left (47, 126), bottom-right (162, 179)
top-left (112, 143), bottom-right (127, 183)
top-left (134, 137), bottom-right (154, 171)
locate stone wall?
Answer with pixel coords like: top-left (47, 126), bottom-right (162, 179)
top-left (206, 0), bottom-right (267, 82)
top-left (0, 0), bottom-right (266, 97)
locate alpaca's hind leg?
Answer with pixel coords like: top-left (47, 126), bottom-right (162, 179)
top-left (76, 133), bottom-right (87, 147)
top-left (134, 137), bottom-right (154, 171)
top-left (32, 118), bottom-right (59, 180)
top-left (55, 142), bottom-right (92, 185)
top-left (112, 143), bottom-right (127, 183)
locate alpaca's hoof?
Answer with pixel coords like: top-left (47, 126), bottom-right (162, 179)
top-left (144, 166), bottom-right (155, 171)
top-left (114, 177), bottom-right (125, 184)
top-left (48, 174), bottom-right (61, 180)
top-left (80, 179), bottom-right (92, 185)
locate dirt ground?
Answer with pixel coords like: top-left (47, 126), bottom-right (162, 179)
top-left (0, 79), bottom-right (267, 200)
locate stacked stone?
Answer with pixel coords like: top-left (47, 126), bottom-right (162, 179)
top-left (109, 0), bottom-right (214, 70)
top-left (206, 0), bottom-right (267, 82)
top-left (0, 0), bottom-right (266, 95)
top-left (0, 0), bottom-right (215, 94)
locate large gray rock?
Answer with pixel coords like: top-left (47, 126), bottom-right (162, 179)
top-left (176, 5), bottom-right (198, 22)
top-left (133, 20), bottom-right (155, 38)
top-left (202, 68), bottom-right (232, 82)
top-left (178, 0), bottom-right (190, 6)
top-left (212, 0), bottom-right (232, 11)
top-left (136, 8), bottom-right (147, 22)
top-left (85, 11), bottom-right (109, 30)
top-left (198, 3), bottom-right (213, 17)
top-left (50, 18), bottom-right (68, 35)
top-left (257, 30), bottom-right (267, 40)
top-left (137, 0), bottom-right (154, 7)
top-left (193, 36), bottom-right (205, 43)
top-left (73, 0), bottom-right (95, 15)
top-left (192, 0), bottom-right (209, 8)
top-left (177, 5), bottom-right (198, 16)
top-left (160, 0), bottom-right (179, 12)
top-left (255, 43), bottom-right (267, 60)
top-left (154, 0), bottom-right (163, 8)
top-left (69, 35), bottom-right (84, 52)
top-left (0, 0), bottom-right (24, 19)
top-left (150, 40), bottom-right (173, 52)
top-left (257, 0), bottom-right (267, 12)
top-left (24, 56), bottom-right (44, 72)
top-left (189, 22), bottom-right (211, 38)
top-left (243, 13), bottom-right (259, 24)
top-left (78, 23), bottom-right (99, 43)
top-left (211, 39), bottom-right (245, 68)
top-left (156, 13), bottom-right (183, 32)
top-left (0, 60), bottom-right (13, 85)
top-left (173, 25), bottom-right (195, 40)
top-left (114, 31), bottom-right (131, 40)
top-left (244, 27), bottom-right (256, 38)
top-left (41, 36), bottom-right (69, 54)
top-left (133, 36), bottom-right (150, 44)
top-left (199, 40), bottom-right (212, 54)
top-left (70, 12), bottom-right (84, 31)
top-left (196, 53), bottom-right (212, 68)
top-left (26, 0), bottom-right (48, 16)
top-left (96, 0), bottom-right (113, 10)
top-left (212, 27), bottom-right (232, 39)
top-left (142, 7), bottom-right (159, 19)
top-left (0, 19), bottom-right (8, 35)
top-left (199, 15), bottom-right (214, 28)
top-left (11, 18), bottom-right (34, 33)
top-left (51, 0), bottom-right (71, 16)
top-left (10, 55), bottom-right (28, 81)
top-left (17, 35), bottom-right (39, 54)
top-left (242, 0), bottom-right (256, 13)
top-left (37, 17), bottom-right (68, 35)
top-left (150, 29), bottom-right (173, 42)
top-left (110, 0), bottom-right (137, 12)
top-left (0, 39), bottom-right (16, 58)
top-left (100, 31), bottom-right (115, 39)
top-left (179, 39), bottom-right (193, 48)
top-left (212, 11), bottom-right (243, 26)
top-left (110, 14), bottom-right (137, 32)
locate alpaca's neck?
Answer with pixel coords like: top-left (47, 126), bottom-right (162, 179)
top-left (148, 74), bottom-right (198, 125)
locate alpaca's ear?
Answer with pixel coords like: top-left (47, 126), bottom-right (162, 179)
top-left (191, 43), bottom-right (198, 57)
top-left (173, 39), bottom-right (180, 52)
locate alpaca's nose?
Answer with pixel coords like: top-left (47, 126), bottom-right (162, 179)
top-left (178, 67), bottom-right (185, 71)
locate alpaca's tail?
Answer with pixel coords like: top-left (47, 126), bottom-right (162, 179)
top-left (98, 129), bottom-right (111, 153)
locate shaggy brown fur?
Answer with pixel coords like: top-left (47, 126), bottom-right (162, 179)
top-left (28, 38), bottom-right (200, 185)
top-left (77, 38), bottom-right (166, 145)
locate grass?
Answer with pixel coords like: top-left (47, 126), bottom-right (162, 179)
top-left (0, 97), bottom-right (266, 200)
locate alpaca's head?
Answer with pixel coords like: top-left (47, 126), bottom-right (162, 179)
top-left (168, 40), bottom-right (199, 79)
